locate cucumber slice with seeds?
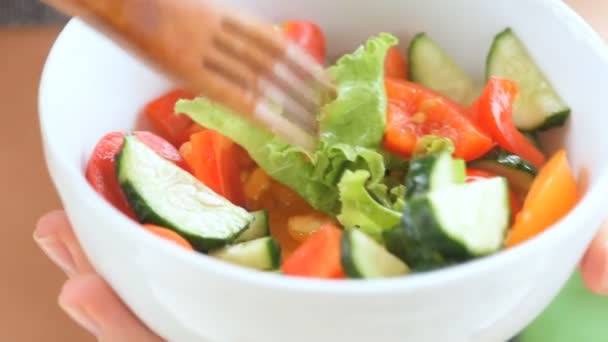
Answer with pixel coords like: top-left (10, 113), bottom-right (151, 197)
top-left (117, 135), bottom-right (253, 251)
top-left (405, 152), bottom-right (466, 199)
top-left (390, 177), bottom-right (510, 269)
top-left (487, 28), bottom-right (570, 131)
top-left (235, 210), bottom-right (269, 243)
top-left (210, 237), bottom-right (281, 271)
top-left (409, 33), bottom-right (479, 106)
top-left (341, 229), bottom-right (409, 278)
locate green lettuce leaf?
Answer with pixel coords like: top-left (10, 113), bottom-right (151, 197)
top-left (337, 170), bottom-right (402, 241)
top-left (412, 135), bottom-right (455, 158)
top-left (176, 34), bottom-right (400, 217)
top-left (319, 33), bottom-right (397, 148)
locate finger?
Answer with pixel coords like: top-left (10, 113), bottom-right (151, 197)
top-left (34, 210), bottom-right (94, 277)
top-left (580, 223), bottom-right (608, 294)
top-left (59, 274), bottom-right (164, 342)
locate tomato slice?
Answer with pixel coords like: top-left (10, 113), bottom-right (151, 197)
top-left (383, 79), bottom-right (494, 161)
top-left (133, 131), bottom-right (188, 170)
top-left (85, 132), bottom-right (135, 219)
top-left (281, 224), bottom-right (345, 279)
top-left (384, 47), bottom-right (408, 79)
top-left (505, 150), bottom-right (577, 247)
top-left (472, 78), bottom-right (546, 168)
top-left (86, 131), bottom-right (185, 219)
top-left (466, 168), bottom-right (522, 222)
top-left (189, 130), bottom-right (246, 207)
top-left (282, 21), bottom-right (326, 64)
top-left (143, 89), bottom-right (195, 146)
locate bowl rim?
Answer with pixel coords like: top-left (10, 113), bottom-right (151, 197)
top-left (39, 0), bottom-right (608, 294)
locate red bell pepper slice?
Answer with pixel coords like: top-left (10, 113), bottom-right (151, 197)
top-left (281, 224), bottom-right (345, 279)
top-left (143, 89), bottom-right (195, 147)
top-left (282, 21), bottom-right (326, 65)
top-left (189, 130), bottom-right (246, 207)
top-left (470, 78), bottom-right (545, 168)
top-left (384, 47), bottom-right (408, 79)
top-left (383, 78), bottom-right (494, 161)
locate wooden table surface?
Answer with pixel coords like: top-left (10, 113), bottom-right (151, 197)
top-left (0, 26), bottom-right (92, 342)
top-left (0, 1), bottom-right (603, 341)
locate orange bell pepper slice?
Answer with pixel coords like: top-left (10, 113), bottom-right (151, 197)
top-left (505, 149), bottom-right (577, 247)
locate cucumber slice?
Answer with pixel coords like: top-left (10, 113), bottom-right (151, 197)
top-left (117, 135), bottom-right (253, 251)
top-left (405, 152), bottom-right (465, 199)
top-left (487, 28), bottom-right (570, 131)
top-left (409, 33), bottom-right (479, 106)
top-left (234, 210), bottom-right (269, 243)
top-left (341, 229), bottom-right (409, 278)
top-left (209, 237), bottom-right (281, 271)
top-left (384, 226), bottom-right (450, 271)
top-left (522, 131), bottom-right (542, 150)
top-left (471, 148), bottom-right (538, 198)
top-left (396, 177), bottom-right (510, 268)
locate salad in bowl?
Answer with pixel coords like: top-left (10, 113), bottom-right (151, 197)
top-left (84, 20), bottom-right (577, 280)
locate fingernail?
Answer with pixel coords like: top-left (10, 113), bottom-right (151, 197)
top-left (34, 234), bottom-right (77, 277)
top-left (59, 301), bottom-right (101, 337)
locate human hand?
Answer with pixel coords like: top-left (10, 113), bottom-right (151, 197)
top-left (580, 224), bottom-right (608, 294)
top-left (33, 210), bottom-right (163, 342)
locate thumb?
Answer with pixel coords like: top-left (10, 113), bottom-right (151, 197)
top-left (580, 223), bottom-right (608, 295)
top-left (59, 274), bottom-right (164, 342)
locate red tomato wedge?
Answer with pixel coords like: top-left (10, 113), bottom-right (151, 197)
top-left (282, 21), bottom-right (326, 64)
top-left (86, 131), bottom-right (185, 219)
top-left (143, 89), bottom-right (195, 146)
top-left (86, 132), bottom-right (135, 219)
top-left (383, 79), bottom-right (494, 161)
top-left (134, 131), bottom-right (188, 170)
top-left (281, 224), bottom-right (345, 279)
top-left (470, 78), bottom-right (546, 168)
top-left (143, 224), bottom-right (193, 251)
top-left (384, 47), bottom-right (408, 79)
top-left (189, 130), bottom-right (246, 207)
top-left (505, 150), bottom-right (577, 247)
top-left (466, 168), bottom-right (522, 222)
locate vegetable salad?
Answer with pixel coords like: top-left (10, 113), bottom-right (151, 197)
top-left (86, 22), bottom-right (578, 279)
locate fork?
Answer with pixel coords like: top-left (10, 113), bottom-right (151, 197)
top-left (41, 0), bottom-right (334, 149)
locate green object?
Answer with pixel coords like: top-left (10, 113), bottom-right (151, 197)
top-left (341, 228), bottom-right (409, 279)
top-left (471, 148), bottom-right (538, 198)
top-left (396, 178), bottom-right (510, 269)
top-left (408, 33), bottom-right (479, 106)
top-left (404, 152), bottom-right (465, 199)
top-left (337, 170), bottom-right (402, 242)
top-left (234, 210), bottom-right (269, 243)
top-left (412, 135), bottom-right (455, 158)
top-left (519, 271), bottom-right (608, 341)
top-left (177, 34), bottom-right (398, 215)
top-left (117, 135), bottom-right (253, 251)
top-left (486, 28), bottom-right (570, 131)
top-left (522, 131), bottom-right (543, 150)
top-left (320, 33), bottom-right (397, 148)
top-left (209, 237), bottom-right (281, 271)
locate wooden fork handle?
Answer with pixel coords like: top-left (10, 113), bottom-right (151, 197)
top-left (42, 0), bottom-right (258, 114)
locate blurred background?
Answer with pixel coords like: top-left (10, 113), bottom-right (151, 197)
top-left (0, 0), bottom-right (605, 341)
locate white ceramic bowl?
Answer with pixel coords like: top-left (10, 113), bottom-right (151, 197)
top-left (39, 1), bottom-right (608, 341)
